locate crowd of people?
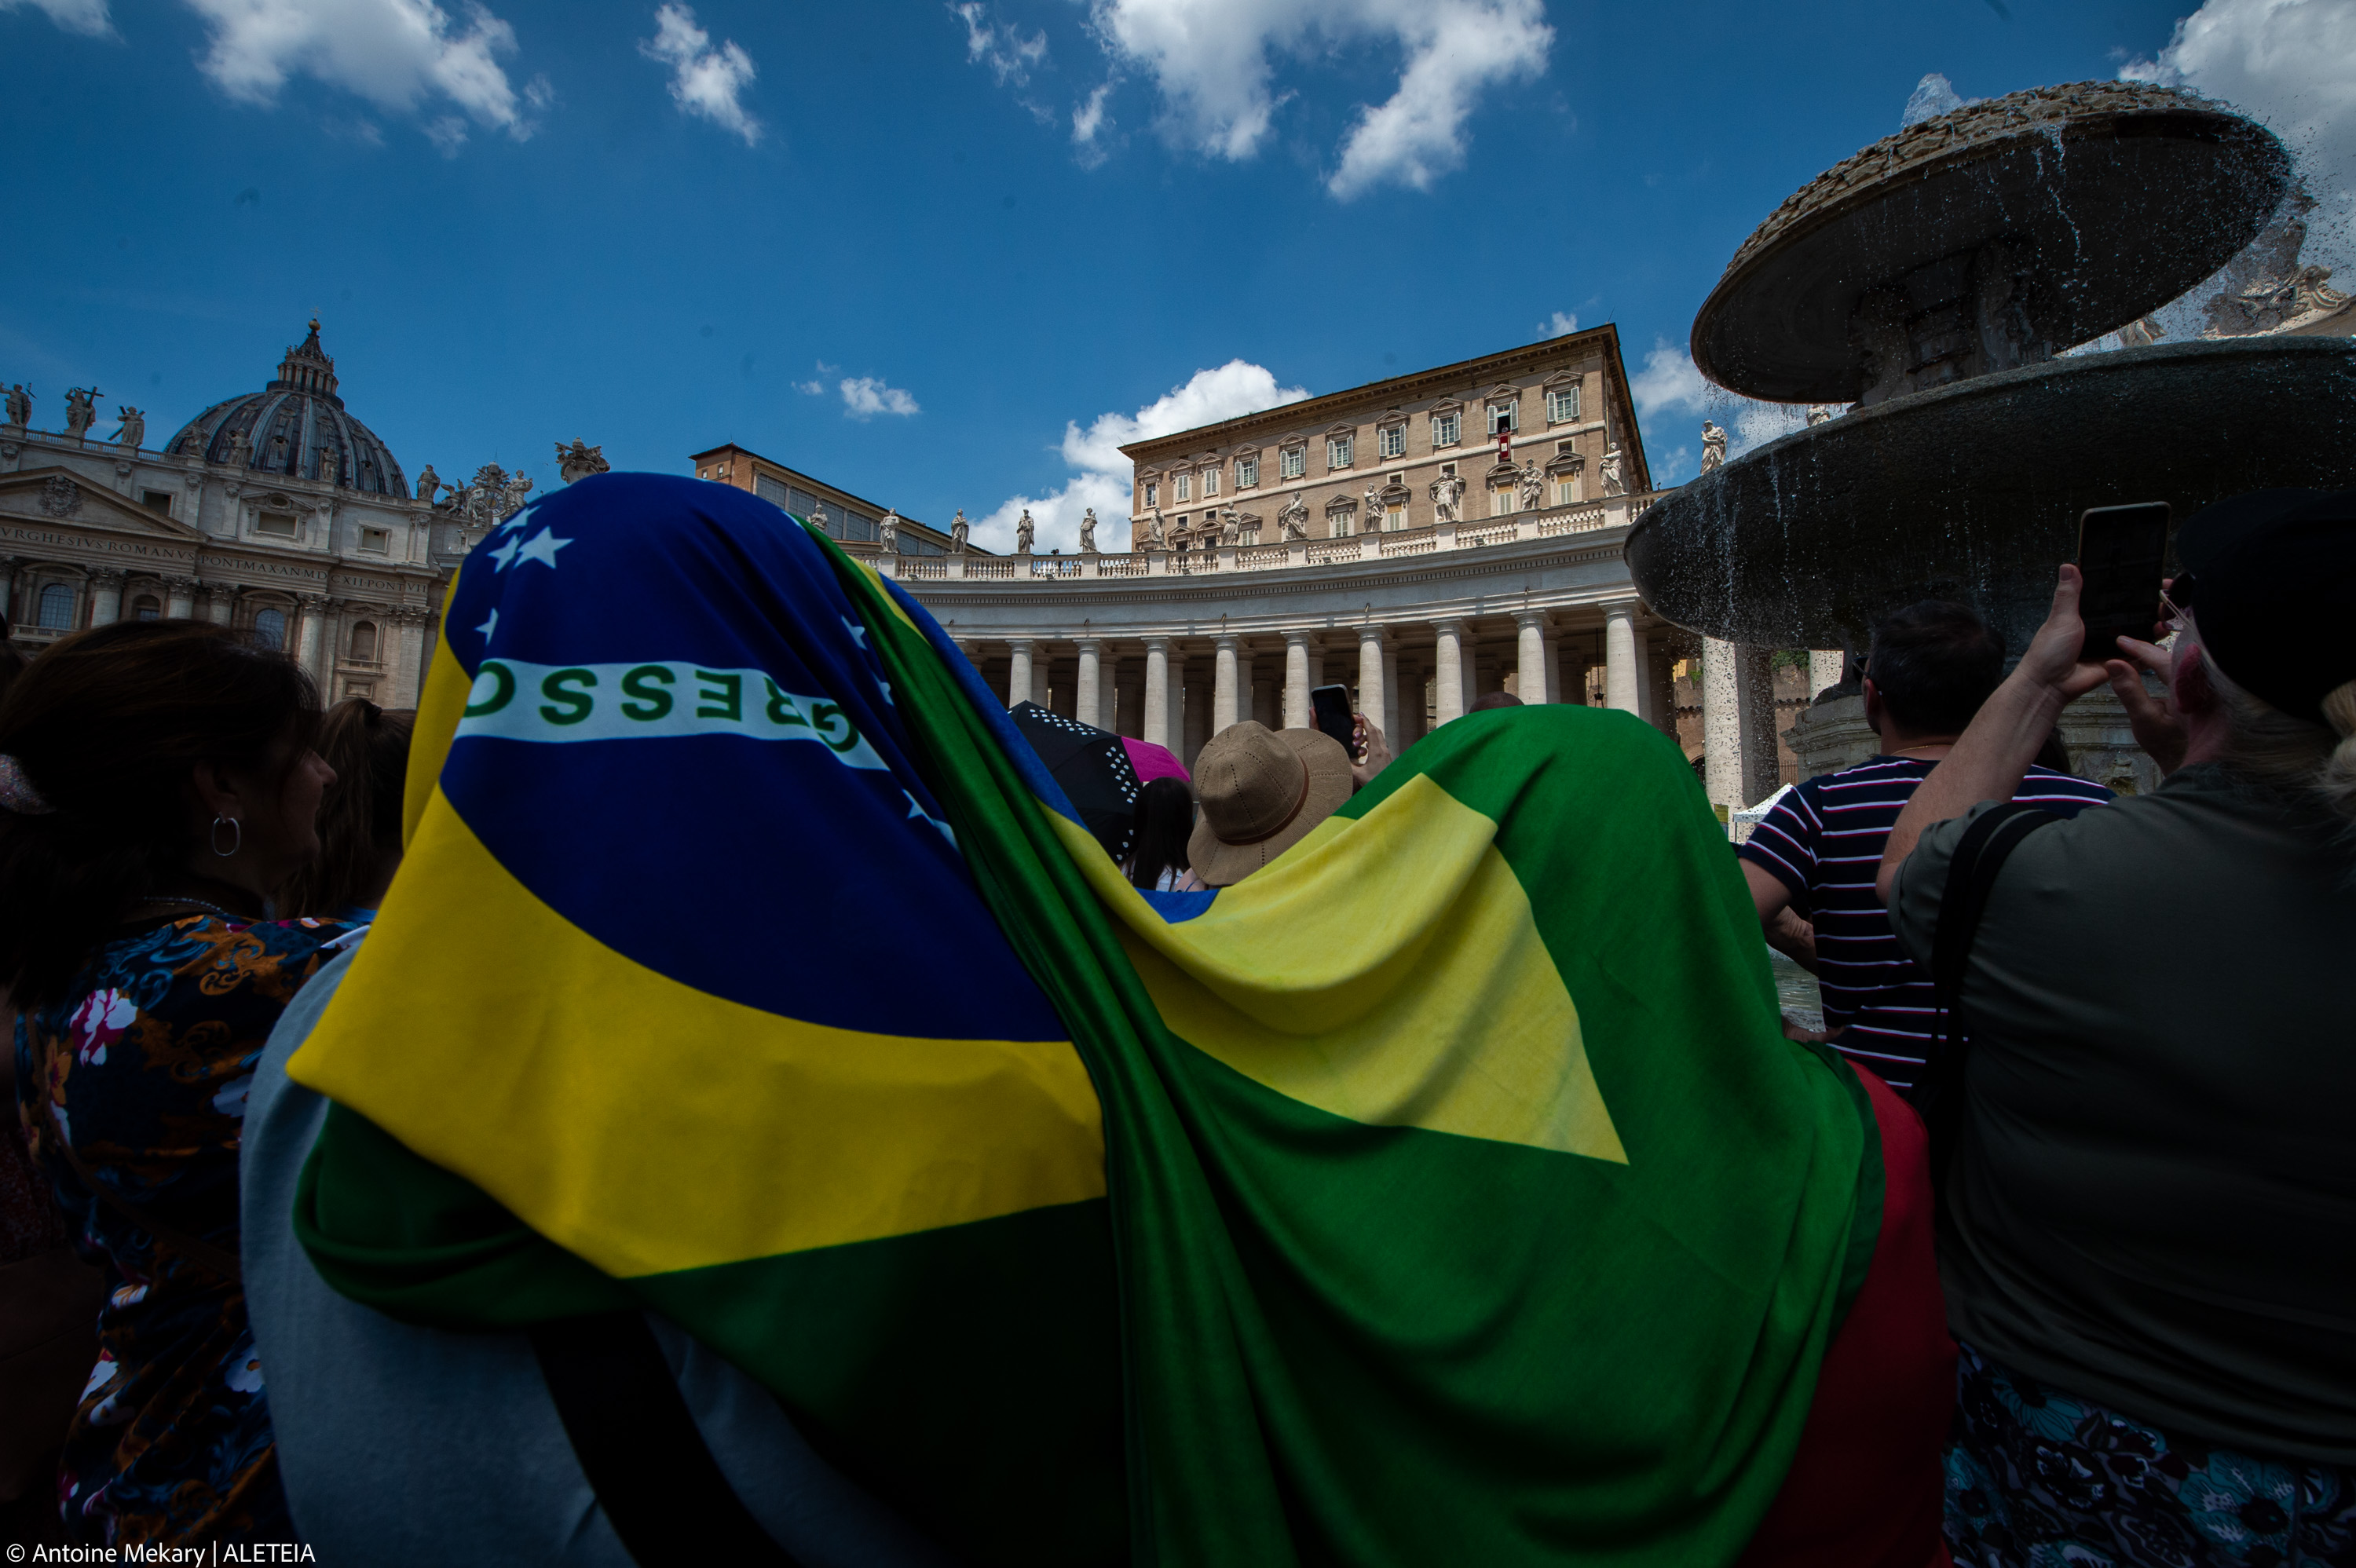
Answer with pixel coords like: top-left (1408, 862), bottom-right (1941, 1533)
top-left (1, 484), bottom-right (2350, 1566)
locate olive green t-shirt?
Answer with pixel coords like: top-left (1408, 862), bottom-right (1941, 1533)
top-left (1891, 763), bottom-right (2356, 1462)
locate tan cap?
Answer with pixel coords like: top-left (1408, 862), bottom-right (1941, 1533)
top-left (1187, 721), bottom-right (1355, 887)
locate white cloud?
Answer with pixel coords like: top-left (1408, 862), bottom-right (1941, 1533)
top-left (840, 377), bottom-right (920, 419)
top-left (1630, 338), bottom-right (1710, 421)
top-left (1084, 0), bottom-right (1551, 199)
top-left (971, 360), bottom-right (1309, 554)
top-left (0, 0), bottom-right (113, 36)
top-left (185, 0), bottom-right (540, 141)
top-left (1630, 337), bottom-right (1823, 484)
top-left (2120, 0), bottom-right (2356, 272)
top-left (1072, 80), bottom-right (1116, 166)
top-left (792, 378), bottom-right (825, 395)
top-left (641, 3), bottom-right (760, 145)
top-left (953, 1), bottom-right (1047, 85)
top-left (1537, 309), bottom-right (1579, 338)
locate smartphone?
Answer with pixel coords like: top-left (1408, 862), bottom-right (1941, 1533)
top-left (1309, 683), bottom-right (1358, 755)
top-left (2075, 502), bottom-right (2171, 663)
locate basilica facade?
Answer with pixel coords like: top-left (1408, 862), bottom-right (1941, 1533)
top-left (0, 321), bottom-right (485, 707)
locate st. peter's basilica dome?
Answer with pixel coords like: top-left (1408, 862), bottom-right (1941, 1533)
top-left (165, 320), bottom-right (408, 498)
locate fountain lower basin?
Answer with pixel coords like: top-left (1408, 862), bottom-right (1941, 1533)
top-left (1625, 334), bottom-right (2356, 654)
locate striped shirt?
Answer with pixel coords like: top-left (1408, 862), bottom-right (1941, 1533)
top-left (1738, 757), bottom-right (2112, 1096)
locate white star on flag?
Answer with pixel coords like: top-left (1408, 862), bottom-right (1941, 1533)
top-left (902, 790), bottom-right (956, 847)
top-left (513, 529), bottom-right (573, 571)
top-left (476, 606), bottom-right (499, 640)
top-left (841, 618), bottom-right (868, 649)
top-left (485, 533), bottom-right (525, 571)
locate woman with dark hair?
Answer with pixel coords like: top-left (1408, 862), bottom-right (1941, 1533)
top-left (1122, 775), bottom-right (1200, 891)
top-left (280, 700), bottom-right (412, 922)
top-left (1, 620), bottom-right (350, 1547)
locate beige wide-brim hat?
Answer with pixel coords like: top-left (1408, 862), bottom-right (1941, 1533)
top-left (1188, 721), bottom-right (1355, 887)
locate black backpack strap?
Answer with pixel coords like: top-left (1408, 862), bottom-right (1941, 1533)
top-left (1916, 801), bottom-right (2059, 1198)
top-left (530, 1310), bottom-right (803, 1567)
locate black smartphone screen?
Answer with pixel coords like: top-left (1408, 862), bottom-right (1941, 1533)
top-left (1309, 684), bottom-right (1356, 754)
top-left (2076, 502), bottom-right (2172, 663)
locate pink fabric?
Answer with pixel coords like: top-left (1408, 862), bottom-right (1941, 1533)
top-left (1122, 737), bottom-right (1189, 784)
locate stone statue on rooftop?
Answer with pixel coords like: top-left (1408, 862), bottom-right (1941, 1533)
top-left (1014, 509), bottom-right (1035, 554)
top-left (1277, 492), bottom-right (1309, 540)
top-left (415, 464), bottom-right (442, 503)
top-left (1078, 508), bottom-right (1097, 553)
top-left (112, 407), bottom-right (145, 448)
top-left (809, 501), bottom-right (829, 536)
top-left (225, 426), bottom-right (252, 468)
top-left (4, 384), bottom-right (29, 428)
top-left (556, 439), bottom-right (609, 484)
top-left (1599, 444), bottom-right (1626, 496)
top-left (1517, 458), bottom-right (1544, 511)
top-left (1218, 507), bottom-right (1242, 546)
top-left (1427, 470), bottom-right (1465, 524)
top-left (1145, 506), bottom-right (1166, 549)
top-left (1363, 481), bottom-right (1382, 526)
top-left (878, 509), bottom-right (899, 550)
top-left (949, 509), bottom-right (969, 552)
top-left (1700, 421), bottom-right (1727, 473)
top-left (64, 386), bottom-right (100, 444)
top-left (1806, 404), bottom-right (1837, 426)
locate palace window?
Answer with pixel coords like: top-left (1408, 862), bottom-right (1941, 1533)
top-left (1431, 411), bottom-right (1461, 448)
top-left (1280, 446), bottom-right (1305, 481)
top-left (1385, 505), bottom-right (1407, 532)
top-left (256, 510), bottom-right (297, 538)
top-left (37, 583), bottom-right (74, 629)
top-left (1143, 480), bottom-right (1158, 507)
top-left (1327, 433), bottom-right (1353, 470)
top-left (1328, 508), bottom-right (1355, 538)
top-left (1378, 425), bottom-right (1405, 459)
top-left (1548, 386), bottom-right (1582, 423)
top-left (1202, 468), bottom-right (1219, 498)
top-left (1491, 487), bottom-right (1514, 518)
top-left (1553, 476), bottom-right (1582, 506)
top-left (1235, 456), bottom-right (1258, 488)
top-left (755, 474), bottom-right (790, 509)
top-left (1489, 400), bottom-right (1520, 435)
top-left (252, 608), bottom-right (287, 650)
top-left (351, 621), bottom-right (379, 661)
top-left (132, 594), bottom-right (160, 622)
top-left (359, 526), bottom-right (391, 554)
top-left (1173, 472), bottom-right (1191, 502)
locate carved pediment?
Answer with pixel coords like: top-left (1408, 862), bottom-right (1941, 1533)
top-left (1231, 443), bottom-right (1260, 459)
top-left (1323, 422), bottom-right (1359, 438)
top-left (0, 466), bottom-right (205, 541)
top-left (1429, 397), bottom-right (1464, 415)
top-left (1374, 407), bottom-right (1407, 428)
top-left (1541, 368), bottom-right (1582, 389)
top-left (1324, 495), bottom-right (1358, 513)
top-left (1485, 461), bottom-right (1520, 484)
top-left (1485, 383), bottom-right (1522, 404)
top-left (1546, 449), bottom-right (1586, 476)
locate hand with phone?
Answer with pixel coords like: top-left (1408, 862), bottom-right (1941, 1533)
top-left (1350, 715), bottom-right (1394, 789)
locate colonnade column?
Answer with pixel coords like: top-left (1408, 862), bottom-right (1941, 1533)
top-left (1282, 633), bottom-right (1312, 729)
top-left (1235, 652), bottom-right (1258, 728)
top-left (1074, 638), bottom-right (1103, 729)
top-left (1603, 603), bottom-right (1641, 715)
top-left (163, 576), bottom-right (196, 620)
top-left (1006, 638), bottom-right (1035, 709)
top-left (1632, 627), bottom-right (1658, 723)
top-left (1381, 643), bottom-right (1400, 741)
top-left (1809, 649), bottom-right (1846, 699)
top-left (205, 586), bottom-right (236, 627)
top-left (87, 569), bottom-right (124, 627)
top-left (1143, 638), bottom-right (1172, 747)
top-left (294, 594), bottom-right (331, 684)
top-left (1702, 638), bottom-right (1781, 813)
top-left (1213, 634), bottom-right (1240, 733)
top-left (1356, 627), bottom-right (1388, 735)
top-left (1432, 620), bottom-right (1466, 726)
top-left (1515, 612), bottom-right (1551, 705)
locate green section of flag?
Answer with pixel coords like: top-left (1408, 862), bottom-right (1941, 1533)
top-left (836, 552), bottom-right (1879, 1567)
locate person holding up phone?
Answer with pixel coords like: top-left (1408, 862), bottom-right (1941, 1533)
top-left (1873, 489), bottom-right (2356, 1568)
top-left (1187, 700), bottom-right (1393, 888)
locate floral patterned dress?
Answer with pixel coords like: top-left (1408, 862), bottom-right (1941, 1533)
top-left (13, 913), bottom-right (353, 1546)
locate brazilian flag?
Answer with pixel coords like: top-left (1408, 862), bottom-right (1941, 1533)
top-left (288, 473), bottom-right (1878, 1566)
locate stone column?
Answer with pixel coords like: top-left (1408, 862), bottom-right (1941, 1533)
top-left (1515, 612), bottom-right (1551, 705)
top-left (1074, 638), bottom-right (1103, 728)
top-left (1213, 634), bottom-right (1240, 733)
top-left (1006, 638), bottom-right (1035, 708)
top-left (1143, 638), bottom-right (1172, 747)
top-left (1282, 632), bottom-right (1312, 729)
top-left (1381, 644), bottom-right (1401, 741)
top-left (1182, 671), bottom-right (1211, 769)
top-left (1433, 620), bottom-right (1467, 726)
top-left (205, 585), bottom-right (236, 627)
top-left (1306, 643), bottom-right (1324, 696)
top-left (390, 609), bottom-right (429, 708)
top-left (87, 569), bottom-right (125, 627)
top-left (295, 594), bottom-right (331, 683)
top-left (1356, 627), bottom-right (1388, 734)
top-left (1633, 627), bottom-right (1658, 722)
top-left (1235, 652), bottom-right (1257, 728)
top-left (1702, 638), bottom-right (1781, 813)
top-left (1809, 649), bottom-right (1846, 700)
top-left (163, 576), bottom-right (196, 620)
top-left (1603, 603), bottom-right (1641, 714)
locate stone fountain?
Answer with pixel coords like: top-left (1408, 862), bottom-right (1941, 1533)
top-left (1627, 80), bottom-right (2356, 795)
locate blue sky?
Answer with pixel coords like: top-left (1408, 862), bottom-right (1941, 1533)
top-left (2, 0), bottom-right (2349, 550)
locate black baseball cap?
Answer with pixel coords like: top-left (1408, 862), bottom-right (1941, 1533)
top-left (2173, 488), bottom-right (2356, 726)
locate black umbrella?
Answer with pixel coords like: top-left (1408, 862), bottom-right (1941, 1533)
top-left (1008, 702), bottom-right (1143, 863)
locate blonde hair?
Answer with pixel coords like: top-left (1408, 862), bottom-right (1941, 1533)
top-left (2194, 637), bottom-right (2356, 825)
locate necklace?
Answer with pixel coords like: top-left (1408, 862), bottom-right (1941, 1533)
top-left (137, 894), bottom-right (249, 923)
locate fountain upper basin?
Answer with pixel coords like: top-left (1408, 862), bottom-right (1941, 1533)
top-left (1625, 334), bottom-right (2356, 653)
